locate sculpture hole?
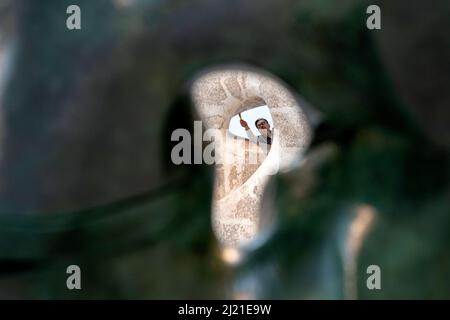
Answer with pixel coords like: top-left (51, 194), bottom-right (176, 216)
top-left (190, 66), bottom-right (312, 249)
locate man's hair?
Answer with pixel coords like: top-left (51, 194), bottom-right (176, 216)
top-left (255, 118), bottom-right (268, 127)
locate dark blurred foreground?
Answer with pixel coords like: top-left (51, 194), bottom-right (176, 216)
top-left (0, 0), bottom-right (449, 299)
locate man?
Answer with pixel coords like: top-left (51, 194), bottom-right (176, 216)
top-left (240, 117), bottom-right (273, 145)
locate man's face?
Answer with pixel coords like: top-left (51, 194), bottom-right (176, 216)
top-left (256, 120), bottom-right (270, 136)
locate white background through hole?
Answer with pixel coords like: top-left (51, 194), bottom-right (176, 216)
top-left (228, 105), bottom-right (274, 139)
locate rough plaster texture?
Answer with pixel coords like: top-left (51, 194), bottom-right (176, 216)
top-left (191, 66), bottom-right (312, 247)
